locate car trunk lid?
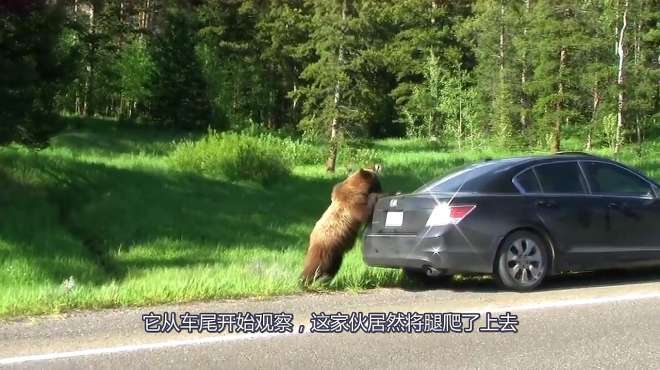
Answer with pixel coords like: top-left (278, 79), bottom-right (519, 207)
top-left (370, 193), bottom-right (453, 234)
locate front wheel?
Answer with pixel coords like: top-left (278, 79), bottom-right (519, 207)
top-left (494, 231), bottom-right (550, 291)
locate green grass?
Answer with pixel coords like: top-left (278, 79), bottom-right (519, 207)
top-left (1, 119), bottom-right (659, 318)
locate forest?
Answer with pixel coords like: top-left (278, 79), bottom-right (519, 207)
top-left (0, 1), bottom-right (659, 317)
top-left (2, 0), bottom-right (659, 169)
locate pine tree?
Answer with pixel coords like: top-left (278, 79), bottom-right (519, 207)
top-left (243, 0), bottom-right (309, 130)
top-left (293, 0), bottom-right (358, 171)
top-left (614, 0), bottom-right (630, 153)
top-left (626, 0), bottom-right (659, 152)
top-left (380, 0), bottom-right (468, 138)
top-left (578, 1), bottom-right (614, 150)
top-left (198, 0), bottom-right (270, 129)
top-left (461, 0), bottom-right (519, 146)
top-left (0, 0), bottom-right (71, 144)
top-left (526, 0), bottom-right (589, 151)
top-left (149, 1), bottom-right (212, 129)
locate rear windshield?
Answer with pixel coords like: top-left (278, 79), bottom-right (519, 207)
top-left (415, 161), bottom-right (507, 193)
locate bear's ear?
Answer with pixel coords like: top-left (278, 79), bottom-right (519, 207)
top-left (362, 164), bottom-right (383, 174)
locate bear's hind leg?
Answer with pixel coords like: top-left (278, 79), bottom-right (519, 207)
top-left (301, 243), bottom-right (345, 286)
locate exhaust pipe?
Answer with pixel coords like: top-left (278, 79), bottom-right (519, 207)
top-left (424, 266), bottom-right (443, 277)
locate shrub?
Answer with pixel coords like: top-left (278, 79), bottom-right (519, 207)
top-left (253, 133), bottom-right (325, 166)
top-left (169, 131), bottom-right (291, 184)
top-left (340, 147), bottom-right (382, 171)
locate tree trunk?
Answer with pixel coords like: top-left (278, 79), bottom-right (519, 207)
top-left (636, 115), bottom-right (642, 156)
top-left (633, 6), bottom-right (642, 154)
top-left (497, 1), bottom-right (509, 134)
top-left (458, 72), bottom-right (463, 150)
top-left (586, 86), bottom-right (600, 151)
top-left (520, 63), bottom-right (527, 131)
top-left (325, 115), bottom-right (339, 172)
top-left (431, 0), bottom-right (437, 24)
top-left (83, 2), bottom-right (97, 118)
top-left (326, 0), bottom-right (348, 172)
top-left (614, 0), bottom-right (628, 154)
top-left (140, 0), bottom-right (149, 30)
top-left (499, 2), bottom-right (505, 87)
top-left (553, 47), bottom-right (566, 153)
top-left (75, 91), bottom-right (81, 115)
top-left (520, 0), bottom-right (530, 131)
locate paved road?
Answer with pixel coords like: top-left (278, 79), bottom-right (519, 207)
top-left (1, 269), bottom-right (659, 369)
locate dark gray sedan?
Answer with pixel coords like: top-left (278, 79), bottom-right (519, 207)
top-left (363, 152), bottom-right (660, 291)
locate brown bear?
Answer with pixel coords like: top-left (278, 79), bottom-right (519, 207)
top-left (301, 166), bottom-right (385, 286)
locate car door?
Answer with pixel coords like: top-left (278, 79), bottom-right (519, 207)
top-left (580, 160), bottom-right (660, 266)
top-left (530, 161), bottom-right (604, 270)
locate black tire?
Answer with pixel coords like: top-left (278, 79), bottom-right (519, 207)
top-left (403, 268), bottom-right (453, 285)
top-left (494, 231), bottom-right (550, 291)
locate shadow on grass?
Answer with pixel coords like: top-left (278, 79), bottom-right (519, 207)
top-left (382, 157), bottom-right (470, 193)
top-left (372, 140), bottom-right (448, 153)
top-left (52, 117), bottom-right (201, 156)
top-left (0, 147), bottom-right (339, 286)
top-left (399, 267), bottom-right (660, 294)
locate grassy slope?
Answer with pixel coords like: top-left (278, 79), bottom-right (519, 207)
top-left (1, 121), bottom-right (659, 318)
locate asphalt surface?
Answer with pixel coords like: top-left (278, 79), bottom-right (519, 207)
top-left (1, 269), bottom-right (659, 370)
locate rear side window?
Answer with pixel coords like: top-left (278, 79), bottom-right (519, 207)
top-left (582, 162), bottom-right (653, 197)
top-left (417, 162), bottom-right (498, 193)
top-left (534, 162), bottom-right (586, 194)
top-left (513, 169), bottom-right (541, 193)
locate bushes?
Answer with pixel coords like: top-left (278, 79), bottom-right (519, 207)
top-left (170, 130), bottom-right (385, 183)
top-left (252, 133), bottom-right (325, 166)
top-left (169, 131), bottom-right (291, 184)
top-left (340, 147), bottom-right (381, 171)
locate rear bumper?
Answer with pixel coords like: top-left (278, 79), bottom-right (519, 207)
top-left (362, 226), bottom-right (495, 274)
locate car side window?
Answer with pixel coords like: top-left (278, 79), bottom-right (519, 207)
top-left (513, 169), bottom-right (541, 193)
top-left (582, 161), bottom-right (653, 197)
top-left (534, 162), bottom-right (586, 194)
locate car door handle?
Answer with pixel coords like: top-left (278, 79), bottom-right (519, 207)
top-left (608, 202), bottom-right (622, 210)
top-left (609, 202), bottom-right (636, 217)
top-left (536, 200), bottom-right (557, 208)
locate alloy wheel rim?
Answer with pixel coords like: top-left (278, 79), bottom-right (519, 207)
top-left (505, 238), bottom-right (545, 286)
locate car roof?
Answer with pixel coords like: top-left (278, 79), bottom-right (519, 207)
top-left (480, 153), bottom-right (620, 178)
top-left (487, 152), bottom-right (613, 169)
top-left (416, 152), bottom-right (652, 194)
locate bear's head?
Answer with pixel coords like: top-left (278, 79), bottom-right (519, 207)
top-left (337, 166), bottom-right (383, 198)
top-left (359, 167), bottom-right (383, 194)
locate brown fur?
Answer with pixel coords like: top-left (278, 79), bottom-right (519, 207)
top-left (301, 167), bottom-right (384, 285)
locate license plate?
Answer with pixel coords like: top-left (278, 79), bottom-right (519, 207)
top-left (385, 211), bottom-right (403, 227)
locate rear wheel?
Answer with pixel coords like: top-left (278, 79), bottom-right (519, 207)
top-left (403, 268), bottom-right (452, 285)
top-left (494, 231), bottom-right (550, 291)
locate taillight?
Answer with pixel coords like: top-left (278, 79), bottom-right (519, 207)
top-left (426, 203), bottom-right (476, 226)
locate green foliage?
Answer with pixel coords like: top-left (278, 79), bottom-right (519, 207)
top-left (115, 38), bottom-right (155, 120)
top-left (4, 0), bottom-right (660, 153)
top-left (525, 1), bottom-right (592, 151)
top-left (0, 1), bottom-right (71, 144)
top-left (250, 133), bottom-right (326, 166)
top-left (3, 123), bottom-right (660, 317)
top-left (460, 0), bottom-right (518, 145)
top-left (402, 52), bottom-right (444, 139)
top-left (600, 113), bottom-right (618, 151)
top-left (340, 146), bottom-right (381, 171)
top-left (169, 131), bottom-right (291, 184)
top-left (2, 125), bottom-right (659, 317)
top-left (149, 2), bottom-right (213, 129)
top-left (439, 67), bottom-right (482, 149)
